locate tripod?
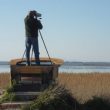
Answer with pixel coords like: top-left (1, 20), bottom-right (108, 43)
top-left (22, 30), bottom-right (53, 65)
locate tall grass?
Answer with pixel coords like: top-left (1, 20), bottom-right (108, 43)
top-left (22, 84), bottom-right (80, 110)
top-left (0, 73), bottom-right (11, 90)
top-left (1, 72), bottom-right (110, 103)
top-left (58, 72), bottom-right (110, 103)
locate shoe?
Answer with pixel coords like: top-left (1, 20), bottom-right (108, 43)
top-left (36, 61), bottom-right (40, 65)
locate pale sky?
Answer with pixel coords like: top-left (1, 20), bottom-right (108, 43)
top-left (0, 0), bottom-right (110, 62)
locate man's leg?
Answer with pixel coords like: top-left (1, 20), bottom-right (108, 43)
top-left (32, 38), bottom-right (40, 65)
top-left (25, 38), bottom-right (31, 65)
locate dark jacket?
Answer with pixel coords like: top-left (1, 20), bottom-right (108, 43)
top-left (24, 16), bottom-right (43, 37)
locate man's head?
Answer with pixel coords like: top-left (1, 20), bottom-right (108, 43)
top-left (28, 10), bottom-right (41, 18)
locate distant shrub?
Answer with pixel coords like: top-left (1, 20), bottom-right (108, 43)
top-left (22, 84), bottom-right (80, 110)
top-left (84, 96), bottom-right (110, 110)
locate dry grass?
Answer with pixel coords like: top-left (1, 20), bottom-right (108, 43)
top-left (58, 72), bottom-right (110, 103)
top-left (0, 73), bottom-right (11, 90)
top-left (1, 72), bottom-right (110, 103)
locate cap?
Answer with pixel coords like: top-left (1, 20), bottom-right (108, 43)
top-left (29, 10), bottom-right (41, 17)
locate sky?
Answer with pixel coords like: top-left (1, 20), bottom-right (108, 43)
top-left (0, 0), bottom-right (110, 62)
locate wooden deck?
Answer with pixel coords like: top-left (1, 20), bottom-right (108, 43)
top-left (10, 57), bottom-right (64, 66)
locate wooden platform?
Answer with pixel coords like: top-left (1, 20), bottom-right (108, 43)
top-left (10, 58), bottom-right (63, 85)
top-left (7, 57), bottom-right (64, 103)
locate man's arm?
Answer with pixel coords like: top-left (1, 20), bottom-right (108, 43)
top-left (36, 20), bottom-right (43, 29)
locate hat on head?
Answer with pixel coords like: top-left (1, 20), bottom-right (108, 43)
top-left (29, 10), bottom-right (41, 17)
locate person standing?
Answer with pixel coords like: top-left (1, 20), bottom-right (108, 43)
top-left (24, 10), bottom-right (43, 65)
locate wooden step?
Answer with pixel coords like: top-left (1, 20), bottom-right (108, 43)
top-left (0, 101), bottom-right (31, 110)
top-left (14, 91), bottom-right (41, 96)
top-left (14, 91), bottom-right (41, 101)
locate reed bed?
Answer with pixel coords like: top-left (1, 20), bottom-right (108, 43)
top-left (1, 72), bottom-right (110, 103)
top-left (0, 73), bottom-right (11, 90)
top-left (58, 72), bottom-right (110, 103)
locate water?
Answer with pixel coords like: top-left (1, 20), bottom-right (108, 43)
top-left (0, 65), bottom-right (10, 73)
top-left (1, 64), bottom-right (110, 73)
top-left (59, 65), bottom-right (110, 73)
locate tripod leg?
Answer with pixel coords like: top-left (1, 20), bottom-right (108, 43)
top-left (22, 49), bottom-right (26, 61)
top-left (39, 30), bottom-right (53, 65)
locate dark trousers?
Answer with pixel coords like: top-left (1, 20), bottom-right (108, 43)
top-left (25, 37), bottom-right (40, 65)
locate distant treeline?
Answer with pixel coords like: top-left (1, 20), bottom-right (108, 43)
top-left (64, 61), bottom-right (110, 66)
top-left (1, 61), bottom-right (110, 66)
top-left (0, 61), bottom-right (9, 65)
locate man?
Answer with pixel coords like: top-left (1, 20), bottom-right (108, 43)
top-left (24, 10), bottom-right (43, 65)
